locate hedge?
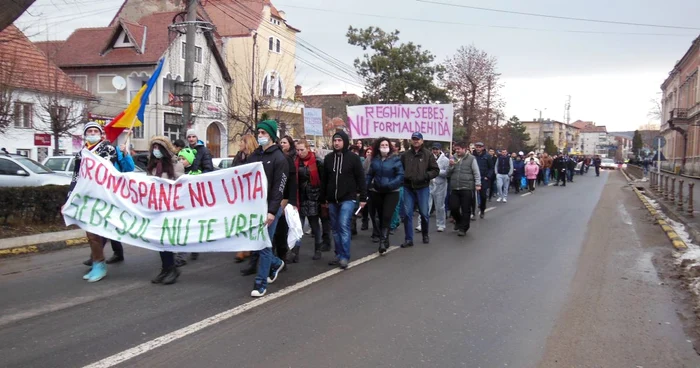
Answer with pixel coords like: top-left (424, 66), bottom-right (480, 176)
top-left (0, 185), bottom-right (69, 225)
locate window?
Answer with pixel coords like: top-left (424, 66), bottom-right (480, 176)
top-left (269, 18), bottom-right (280, 25)
top-left (262, 73), bottom-right (284, 98)
top-left (195, 46), bottom-right (202, 63)
top-left (268, 37), bottom-right (274, 51)
top-left (276, 39), bottom-right (281, 53)
top-left (216, 86), bottom-right (223, 103)
top-left (164, 113), bottom-right (182, 142)
top-left (69, 75), bottom-right (88, 90)
top-left (97, 75), bottom-right (118, 93)
top-left (51, 105), bottom-right (68, 123)
top-left (0, 158), bottom-right (23, 175)
top-left (123, 33), bottom-right (130, 43)
top-left (13, 102), bottom-right (32, 128)
top-left (132, 125), bottom-right (144, 139)
top-left (203, 84), bottom-right (211, 101)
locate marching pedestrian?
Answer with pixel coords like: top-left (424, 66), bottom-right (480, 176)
top-left (494, 149), bottom-right (513, 202)
top-left (447, 141), bottom-right (481, 237)
top-left (525, 157), bottom-right (539, 192)
top-left (366, 138), bottom-right (404, 254)
top-left (401, 132), bottom-right (439, 247)
top-left (232, 134), bottom-right (258, 263)
top-left (472, 142), bottom-right (493, 219)
top-left (274, 136), bottom-right (298, 264)
top-left (185, 129), bottom-right (214, 261)
top-left (416, 143), bottom-right (449, 233)
top-left (293, 140), bottom-right (325, 261)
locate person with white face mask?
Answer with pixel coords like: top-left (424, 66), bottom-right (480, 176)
top-left (365, 137), bottom-right (404, 254)
top-left (67, 121), bottom-right (118, 283)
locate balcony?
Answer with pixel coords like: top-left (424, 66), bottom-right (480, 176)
top-left (668, 108), bottom-right (690, 132)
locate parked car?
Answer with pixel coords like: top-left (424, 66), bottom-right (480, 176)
top-left (600, 158), bottom-right (617, 170)
top-left (213, 157), bottom-right (234, 170)
top-left (43, 155), bottom-right (146, 177)
top-left (0, 153), bottom-right (71, 187)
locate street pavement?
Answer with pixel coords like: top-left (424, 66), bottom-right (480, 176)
top-left (1, 170), bottom-right (699, 367)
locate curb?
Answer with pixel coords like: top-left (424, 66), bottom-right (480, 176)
top-left (0, 236), bottom-right (88, 258)
top-left (620, 169), bottom-right (687, 250)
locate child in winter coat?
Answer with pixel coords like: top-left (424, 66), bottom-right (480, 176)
top-left (525, 158), bottom-right (540, 192)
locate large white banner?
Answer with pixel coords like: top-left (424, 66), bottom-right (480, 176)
top-left (303, 108), bottom-right (323, 136)
top-left (346, 104), bottom-right (454, 141)
top-left (62, 149), bottom-right (272, 252)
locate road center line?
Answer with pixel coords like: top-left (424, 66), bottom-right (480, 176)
top-left (484, 207), bottom-right (496, 213)
top-left (82, 246), bottom-right (399, 368)
top-left (521, 192), bottom-right (532, 197)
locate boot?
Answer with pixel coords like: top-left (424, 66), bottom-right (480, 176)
top-left (163, 267), bottom-right (181, 285)
top-left (240, 252), bottom-right (259, 276)
top-left (287, 246), bottom-right (300, 263)
top-left (83, 258), bottom-right (93, 266)
top-left (151, 268), bottom-right (168, 284)
top-left (105, 253), bottom-right (124, 264)
top-left (312, 242), bottom-right (322, 260)
top-left (378, 228), bottom-right (390, 254)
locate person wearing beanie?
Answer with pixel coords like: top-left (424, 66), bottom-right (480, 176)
top-left (177, 147), bottom-right (201, 175)
top-left (320, 130), bottom-right (367, 269)
top-left (245, 119), bottom-right (288, 297)
top-left (67, 121), bottom-right (118, 283)
top-left (185, 128), bottom-right (214, 176)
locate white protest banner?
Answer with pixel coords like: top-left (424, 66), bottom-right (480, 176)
top-left (62, 149), bottom-right (272, 252)
top-left (346, 104), bottom-right (454, 141)
top-left (303, 108), bottom-right (323, 136)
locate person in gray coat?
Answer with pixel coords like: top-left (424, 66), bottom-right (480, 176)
top-left (447, 141), bottom-right (482, 236)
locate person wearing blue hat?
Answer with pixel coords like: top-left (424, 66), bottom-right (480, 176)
top-left (400, 132), bottom-right (439, 247)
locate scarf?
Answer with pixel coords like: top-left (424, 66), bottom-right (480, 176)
top-left (296, 152), bottom-right (320, 187)
top-left (155, 160), bottom-right (164, 178)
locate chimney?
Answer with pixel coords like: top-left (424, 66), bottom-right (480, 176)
top-left (294, 85), bottom-right (303, 101)
top-left (341, 91), bottom-right (347, 97)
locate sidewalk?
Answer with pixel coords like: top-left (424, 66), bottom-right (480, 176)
top-left (0, 229), bottom-right (87, 257)
top-left (625, 165), bottom-right (700, 242)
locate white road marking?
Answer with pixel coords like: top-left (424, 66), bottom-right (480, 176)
top-left (521, 192), bottom-right (532, 197)
top-left (484, 207), bottom-right (496, 213)
top-left (82, 246), bottom-right (399, 368)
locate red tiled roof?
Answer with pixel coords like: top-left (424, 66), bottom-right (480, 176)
top-left (33, 40), bottom-right (65, 59)
top-left (121, 19), bottom-right (146, 52)
top-left (571, 120), bottom-right (595, 129)
top-left (0, 25), bottom-right (92, 99)
top-left (54, 12), bottom-right (177, 67)
top-left (582, 125), bottom-right (607, 133)
top-left (203, 0), bottom-right (299, 36)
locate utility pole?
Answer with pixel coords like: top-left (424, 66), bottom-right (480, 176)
top-left (251, 32), bottom-right (257, 124)
top-left (181, 0), bottom-right (197, 140)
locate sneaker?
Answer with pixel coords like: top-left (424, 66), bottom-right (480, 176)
top-left (496, 197), bottom-right (502, 202)
top-left (339, 259), bottom-right (349, 269)
top-left (86, 261), bottom-right (107, 283)
top-left (400, 241), bottom-right (414, 248)
top-left (422, 234), bottom-right (430, 244)
top-left (480, 211), bottom-right (485, 219)
top-left (470, 214), bottom-right (475, 221)
top-left (151, 268), bottom-right (168, 284)
top-left (503, 198), bottom-right (507, 203)
top-left (251, 285), bottom-right (266, 297)
top-left (415, 225), bottom-right (422, 232)
top-left (437, 226), bottom-right (445, 232)
top-left (267, 261), bottom-right (285, 284)
top-left (328, 259), bottom-right (341, 266)
top-left (304, 229), bottom-right (312, 235)
top-left (458, 230), bottom-right (466, 237)
top-left (163, 267), bottom-right (181, 285)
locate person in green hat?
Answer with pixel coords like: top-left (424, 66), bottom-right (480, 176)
top-left (177, 147), bottom-right (201, 175)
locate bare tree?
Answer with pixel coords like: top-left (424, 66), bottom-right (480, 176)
top-left (441, 45), bottom-right (504, 143)
top-left (647, 97), bottom-right (662, 123)
top-left (0, 55), bottom-right (22, 134)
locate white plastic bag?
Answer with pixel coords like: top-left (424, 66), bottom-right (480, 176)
top-left (284, 204), bottom-right (303, 249)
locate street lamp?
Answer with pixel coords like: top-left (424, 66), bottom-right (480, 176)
top-left (535, 108), bottom-right (547, 152)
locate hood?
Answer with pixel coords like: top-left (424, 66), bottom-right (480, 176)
top-left (332, 131), bottom-right (350, 153)
top-left (149, 135), bottom-right (176, 155)
top-left (194, 140), bottom-right (205, 147)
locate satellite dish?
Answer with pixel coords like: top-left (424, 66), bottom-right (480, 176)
top-left (112, 76), bottom-right (127, 91)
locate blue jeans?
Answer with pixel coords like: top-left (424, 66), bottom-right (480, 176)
top-left (255, 208), bottom-right (283, 289)
top-left (543, 168), bottom-right (550, 185)
top-left (329, 200), bottom-right (355, 261)
top-left (403, 186), bottom-right (430, 242)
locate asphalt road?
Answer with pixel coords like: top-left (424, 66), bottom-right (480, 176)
top-left (1, 170), bottom-right (698, 368)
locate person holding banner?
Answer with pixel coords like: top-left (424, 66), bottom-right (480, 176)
top-left (147, 136), bottom-right (185, 285)
top-left (247, 120), bottom-right (287, 297)
top-left (321, 131), bottom-right (367, 269)
top-left (68, 122), bottom-right (118, 283)
top-left (366, 138), bottom-right (404, 254)
top-left (400, 132), bottom-right (439, 247)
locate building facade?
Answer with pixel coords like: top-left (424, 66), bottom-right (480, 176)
top-left (660, 35), bottom-right (700, 175)
top-left (0, 25), bottom-right (93, 161)
top-left (522, 119), bottom-right (580, 153)
top-left (37, 13), bottom-right (232, 156)
top-left (302, 91), bottom-right (361, 149)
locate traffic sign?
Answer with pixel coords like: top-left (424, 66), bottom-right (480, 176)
top-left (653, 135), bottom-right (666, 148)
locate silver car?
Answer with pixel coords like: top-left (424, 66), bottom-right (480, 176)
top-left (0, 154), bottom-right (71, 187)
top-left (44, 155), bottom-right (146, 177)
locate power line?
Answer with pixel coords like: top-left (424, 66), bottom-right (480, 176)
top-left (416, 0), bottom-right (700, 31)
top-left (274, 3), bottom-right (696, 37)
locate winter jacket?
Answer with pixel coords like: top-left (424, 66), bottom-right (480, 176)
top-left (495, 155), bottom-right (514, 176)
top-left (190, 140), bottom-right (214, 173)
top-left (566, 157), bottom-right (576, 171)
top-left (512, 159), bottom-right (525, 177)
top-left (593, 158), bottom-right (602, 167)
top-left (67, 139), bottom-right (117, 199)
top-left (447, 153), bottom-right (481, 191)
top-left (401, 146), bottom-right (439, 189)
top-left (282, 149), bottom-right (298, 207)
top-left (321, 131), bottom-right (367, 203)
top-left (431, 152), bottom-right (450, 187)
top-left (541, 156), bottom-right (553, 169)
top-left (298, 154), bottom-right (324, 217)
top-left (366, 153), bottom-right (404, 193)
top-left (525, 162), bottom-right (540, 179)
top-left (114, 148), bottom-right (135, 173)
top-left (554, 156), bottom-right (568, 171)
top-left (472, 150), bottom-right (494, 185)
top-left (248, 144), bottom-right (289, 216)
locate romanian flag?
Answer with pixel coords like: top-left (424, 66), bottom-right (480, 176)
top-left (104, 58), bottom-right (165, 143)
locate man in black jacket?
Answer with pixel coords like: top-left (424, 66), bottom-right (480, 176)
top-left (401, 132), bottom-right (439, 247)
top-left (246, 120), bottom-right (288, 297)
top-left (321, 131), bottom-right (367, 269)
top-left (472, 142), bottom-right (493, 219)
top-left (554, 153), bottom-right (568, 187)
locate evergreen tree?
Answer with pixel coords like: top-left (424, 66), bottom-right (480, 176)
top-left (544, 136), bottom-right (558, 155)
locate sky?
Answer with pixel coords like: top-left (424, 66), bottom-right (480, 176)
top-left (16, 0), bottom-right (700, 131)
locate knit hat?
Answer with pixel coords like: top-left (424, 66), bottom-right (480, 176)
top-left (178, 147), bottom-right (196, 165)
top-left (257, 120), bottom-right (278, 142)
top-left (186, 129), bottom-right (197, 138)
top-left (83, 121), bottom-right (103, 136)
